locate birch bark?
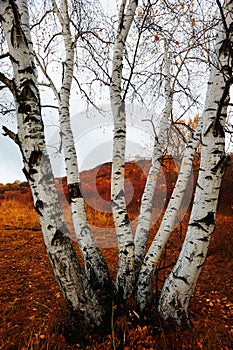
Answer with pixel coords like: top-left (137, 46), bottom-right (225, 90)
top-left (134, 40), bottom-right (172, 277)
top-left (158, 2), bottom-right (233, 324)
top-left (136, 123), bottom-right (201, 310)
top-left (110, 0), bottom-right (138, 299)
top-left (51, 0), bottom-right (111, 293)
top-left (0, 0), bottom-right (104, 326)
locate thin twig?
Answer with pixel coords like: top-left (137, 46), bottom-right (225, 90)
top-left (2, 125), bottom-right (19, 145)
top-left (33, 299), bottom-right (52, 312)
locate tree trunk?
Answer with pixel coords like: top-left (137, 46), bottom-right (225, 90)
top-left (158, 4), bottom-right (232, 324)
top-left (136, 124), bottom-right (201, 310)
top-left (0, 0), bottom-right (104, 327)
top-left (51, 0), bottom-right (111, 294)
top-left (110, 0), bottom-right (138, 300)
top-left (134, 40), bottom-right (172, 277)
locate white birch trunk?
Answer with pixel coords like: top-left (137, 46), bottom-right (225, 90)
top-left (0, 0), bottom-right (104, 326)
top-left (51, 0), bottom-right (111, 293)
top-left (158, 4), bottom-right (233, 324)
top-left (110, 0), bottom-right (138, 299)
top-left (136, 124), bottom-right (201, 310)
top-left (134, 41), bottom-right (172, 277)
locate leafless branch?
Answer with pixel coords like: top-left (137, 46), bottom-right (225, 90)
top-left (34, 52), bottom-right (59, 99)
top-left (0, 72), bottom-right (15, 95)
top-left (41, 104), bottom-right (59, 110)
top-left (216, 0), bottom-right (228, 33)
top-left (30, 10), bottom-right (53, 30)
top-left (0, 52), bottom-right (10, 60)
top-left (44, 32), bottom-right (62, 53)
top-left (2, 125), bottom-right (19, 145)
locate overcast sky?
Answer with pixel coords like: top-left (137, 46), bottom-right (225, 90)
top-left (0, 103), bottom-right (155, 184)
top-left (0, 129), bottom-right (24, 184)
top-left (0, 99), bottom-right (232, 184)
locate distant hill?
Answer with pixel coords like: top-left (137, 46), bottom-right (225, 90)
top-left (0, 155), bottom-right (232, 222)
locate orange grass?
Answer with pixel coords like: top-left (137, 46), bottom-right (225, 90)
top-left (0, 157), bottom-right (232, 349)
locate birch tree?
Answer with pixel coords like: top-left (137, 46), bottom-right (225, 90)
top-left (110, 0), bottom-right (138, 300)
top-left (134, 39), bottom-right (172, 278)
top-left (36, 0), bottom-right (111, 294)
top-left (0, 0), bottom-right (231, 336)
top-left (136, 122), bottom-right (202, 310)
top-left (0, 0), bottom-right (105, 328)
top-left (158, 0), bottom-right (233, 325)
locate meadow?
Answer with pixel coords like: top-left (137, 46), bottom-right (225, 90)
top-left (0, 157), bottom-right (232, 349)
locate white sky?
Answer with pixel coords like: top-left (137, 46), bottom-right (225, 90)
top-left (46, 103), bottom-right (155, 177)
top-left (0, 132), bottom-right (24, 184)
top-left (0, 102), bottom-right (155, 183)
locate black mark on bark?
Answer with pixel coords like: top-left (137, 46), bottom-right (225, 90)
top-left (68, 182), bottom-right (82, 202)
top-left (34, 199), bottom-right (44, 216)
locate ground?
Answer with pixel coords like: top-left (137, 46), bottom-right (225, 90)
top-left (0, 159), bottom-right (232, 349)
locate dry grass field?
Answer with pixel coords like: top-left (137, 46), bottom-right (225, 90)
top-left (0, 158), bottom-right (232, 349)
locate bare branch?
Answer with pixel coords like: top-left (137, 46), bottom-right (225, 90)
top-left (44, 32), bottom-right (62, 53)
top-left (34, 52), bottom-right (59, 99)
top-left (0, 52), bottom-right (10, 60)
top-left (41, 104), bottom-right (59, 110)
top-left (30, 10), bottom-right (53, 30)
top-left (216, 0), bottom-right (229, 33)
top-left (0, 72), bottom-right (15, 95)
top-left (2, 125), bottom-right (19, 145)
